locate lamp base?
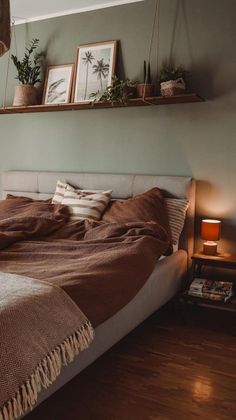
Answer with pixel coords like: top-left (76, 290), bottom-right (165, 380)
top-left (203, 241), bottom-right (217, 255)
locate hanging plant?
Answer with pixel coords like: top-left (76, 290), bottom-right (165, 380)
top-left (159, 65), bottom-right (188, 83)
top-left (159, 65), bottom-right (188, 97)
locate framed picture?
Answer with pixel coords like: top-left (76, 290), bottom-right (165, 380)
top-left (42, 64), bottom-right (74, 105)
top-left (72, 40), bottom-right (117, 103)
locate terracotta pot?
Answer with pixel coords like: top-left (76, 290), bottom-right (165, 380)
top-left (136, 83), bottom-right (155, 98)
top-left (13, 85), bottom-right (37, 107)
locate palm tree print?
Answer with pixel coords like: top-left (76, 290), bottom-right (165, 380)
top-left (92, 59), bottom-right (110, 93)
top-left (82, 51), bottom-right (95, 100)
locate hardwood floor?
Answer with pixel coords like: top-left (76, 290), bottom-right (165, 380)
top-left (25, 305), bottom-right (236, 420)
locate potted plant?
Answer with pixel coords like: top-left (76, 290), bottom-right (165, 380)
top-left (11, 38), bottom-right (42, 106)
top-left (136, 61), bottom-right (155, 98)
top-left (90, 76), bottom-right (136, 105)
top-left (159, 65), bottom-right (187, 97)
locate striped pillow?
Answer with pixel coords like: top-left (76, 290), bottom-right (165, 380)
top-left (52, 180), bottom-right (74, 204)
top-left (165, 198), bottom-right (189, 245)
top-left (61, 189), bottom-right (112, 221)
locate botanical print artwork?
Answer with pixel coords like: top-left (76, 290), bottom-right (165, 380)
top-left (43, 65), bottom-right (73, 105)
top-left (73, 41), bottom-right (117, 103)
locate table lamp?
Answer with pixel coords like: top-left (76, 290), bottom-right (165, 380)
top-left (201, 219), bottom-right (221, 255)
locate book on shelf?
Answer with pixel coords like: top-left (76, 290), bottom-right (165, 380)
top-left (187, 278), bottom-right (234, 302)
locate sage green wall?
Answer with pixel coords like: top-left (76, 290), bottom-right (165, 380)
top-left (0, 0), bottom-right (235, 252)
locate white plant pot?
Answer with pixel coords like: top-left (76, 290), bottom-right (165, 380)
top-left (160, 78), bottom-right (186, 97)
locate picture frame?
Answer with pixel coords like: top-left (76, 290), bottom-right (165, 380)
top-left (72, 40), bottom-right (117, 103)
top-left (42, 64), bottom-right (74, 105)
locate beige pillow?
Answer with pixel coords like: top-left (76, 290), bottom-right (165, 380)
top-left (165, 198), bottom-right (189, 245)
top-left (61, 188), bottom-right (112, 221)
top-left (52, 180), bottom-right (73, 204)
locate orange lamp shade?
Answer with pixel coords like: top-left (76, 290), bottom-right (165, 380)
top-left (201, 219), bottom-right (221, 241)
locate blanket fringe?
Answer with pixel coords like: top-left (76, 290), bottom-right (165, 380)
top-left (0, 320), bottom-right (94, 420)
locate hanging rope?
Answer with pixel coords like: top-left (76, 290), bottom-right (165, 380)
top-left (3, 50), bottom-right (10, 107)
top-left (169, 0), bottom-right (181, 67)
top-left (13, 18), bottom-right (18, 57)
top-left (156, 0), bottom-right (160, 83)
top-left (3, 19), bottom-right (18, 108)
top-left (146, 0), bottom-right (159, 78)
top-left (142, 0), bottom-right (160, 105)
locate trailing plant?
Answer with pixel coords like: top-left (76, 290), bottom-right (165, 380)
top-left (11, 39), bottom-right (42, 85)
top-left (90, 76), bottom-right (136, 105)
top-left (143, 60), bottom-right (152, 84)
top-left (160, 65), bottom-right (188, 83)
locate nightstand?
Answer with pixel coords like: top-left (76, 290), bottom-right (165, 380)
top-left (182, 252), bottom-right (236, 312)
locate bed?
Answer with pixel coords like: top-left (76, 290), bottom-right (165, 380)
top-left (1, 171), bottom-right (196, 415)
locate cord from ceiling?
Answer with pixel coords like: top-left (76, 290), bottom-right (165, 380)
top-left (142, 0), bottom-right (160, 104)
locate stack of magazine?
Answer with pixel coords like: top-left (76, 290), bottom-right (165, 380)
top-left (188, 278), bottom-right (234, 302)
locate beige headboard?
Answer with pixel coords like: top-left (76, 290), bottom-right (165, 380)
top-left (1, 171), bottom-right (196, 258)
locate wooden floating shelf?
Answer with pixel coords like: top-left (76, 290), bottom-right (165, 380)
top-left (0, 94), bottom-right (203, 115)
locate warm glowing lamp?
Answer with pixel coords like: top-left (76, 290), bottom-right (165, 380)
top-left (201, 219), bottom-right (221, 255)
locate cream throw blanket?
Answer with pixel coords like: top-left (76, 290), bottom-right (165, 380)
top-left (0, 272), bottom-right (94, 420)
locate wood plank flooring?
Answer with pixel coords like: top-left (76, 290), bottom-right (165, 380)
top-left (25, 305), bottom-right (236, 420)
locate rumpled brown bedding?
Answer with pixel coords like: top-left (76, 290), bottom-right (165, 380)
top-left (0, 196), bottom-right (171, 327)
top-left (0, 196), bottom-right (70, 249)
top-left (0, 199), bottom-right (94, 419)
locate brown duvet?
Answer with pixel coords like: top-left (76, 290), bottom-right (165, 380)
top-left (0, 196), bottom-right (171, 327)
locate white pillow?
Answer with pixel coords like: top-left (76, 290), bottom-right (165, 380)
top-left (165, 198), bottom-right (189, 245)
top-left (61, 188), bottom-right (112, 221)
top-left (52, 180), bottom-right (74, 204)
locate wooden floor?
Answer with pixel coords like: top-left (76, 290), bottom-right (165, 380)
top-left (26, 305), bottom-right (236, 420)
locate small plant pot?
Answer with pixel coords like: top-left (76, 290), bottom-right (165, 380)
top-left (13, 85), bottom-right (37, 107)
top-left (160, 78), bottom-right (186, 97)
top-left (136, 83), bottom-right (155, 98)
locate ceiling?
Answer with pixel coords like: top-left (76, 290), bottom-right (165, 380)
top-left (11, 0), bottom-right (143, 24)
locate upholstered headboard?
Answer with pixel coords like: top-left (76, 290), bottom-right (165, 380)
top-left (1, 171), bottom-right (196, 257)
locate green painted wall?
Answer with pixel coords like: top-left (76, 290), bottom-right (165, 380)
top-left (0, 0), bottom-right (235, 252)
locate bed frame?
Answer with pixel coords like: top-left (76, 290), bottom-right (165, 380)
top-left (1, 171), bottom-right (196, 257)
top-left (1, 171), bottom-right (196, 411)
